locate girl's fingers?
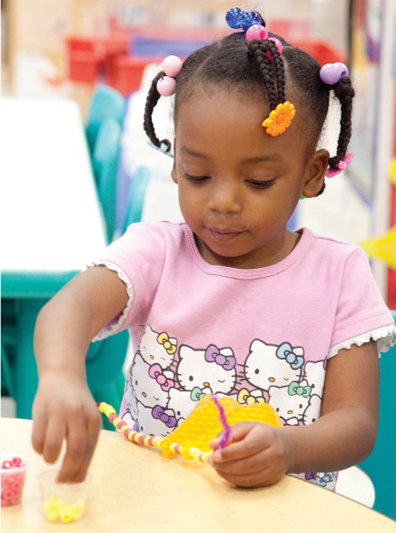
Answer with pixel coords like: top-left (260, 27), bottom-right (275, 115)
top-left (57, 418), bottom-right (87, 482)
top-left (73, 411), bottom-right (101, 482)
top-left (42, 417), bottom-right (66, 464)
top-left (31, 411), bottom-right (48, 455)
top-left (212, 448), bottom-right (271, 476)
top-left (213, 423), bottom-right (267, 463)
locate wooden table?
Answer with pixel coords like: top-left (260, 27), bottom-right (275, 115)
top-left (2, 418), bottom-right (395, 533)
top-left (1, 98), bottom-right (107, 418)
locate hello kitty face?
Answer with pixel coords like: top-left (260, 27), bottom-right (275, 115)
top-left (304, 361), bottom-right (325, 398)
top-left (268, 381), bottom-right (311, 425)
top-left (303, 394), bottom-right (321, 425)
top-left (138, 325), bottom-right (176, 369)
top-left (245, 340), bottom-right (304, 392)
top-left (167, 386), bottom-right (212, 424)
top-left (176, 344), bottom-right (237, 394)
top-left (131, 353), bottom-right (174, 408)
top-left (136, 404), bottom-right (177, 438)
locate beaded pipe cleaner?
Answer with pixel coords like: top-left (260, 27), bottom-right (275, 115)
top-left (98, 394), bottom-right (283, 463)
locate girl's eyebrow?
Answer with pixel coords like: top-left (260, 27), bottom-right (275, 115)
top-left (180, 147), bottom-right (282, 163)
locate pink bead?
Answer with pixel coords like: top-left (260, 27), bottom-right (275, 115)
top-left (123, 428), bottom-right (131, 438)
top-left (108, 413), bottom-right (118, 423)
top-left (245, 24), bottom-right (268, 41)
top-left (267, 38), bottom-right (283, 60)
top-left (11, 457), bottom-right (22, 467)
top-left (117, 421), bottom-right (127, 430)
top-left (161, 55), bottom-right (183, 77)
top-left (157, 76), bottom-right (176, 97)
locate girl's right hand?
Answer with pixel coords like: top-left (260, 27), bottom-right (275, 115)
top-left (31, 370), bottom-right (102, 483)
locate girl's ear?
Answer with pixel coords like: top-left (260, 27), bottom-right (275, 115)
top-left (171, 138), bottom-right (178, 184)
top-left (302, 149), bottom-right (329, 198)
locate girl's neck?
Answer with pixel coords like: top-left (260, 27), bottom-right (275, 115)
top-left (194, 230), bottom-right (301, 269)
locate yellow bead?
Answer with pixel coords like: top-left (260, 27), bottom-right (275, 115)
top-left (73, 500), bottom-right (85, 512)
top-left (128, 431), bottom-right (134, 441)
top-left (113, 417), bottom-right (121, 426)
top-left (143, 436), bottom-right (151, 446)
top-left (60, 511), bottom-right (72, 523)
top-left (153, 437), bottom-right (162, 448)
top-left (45, 509), bottom-right (59, 522)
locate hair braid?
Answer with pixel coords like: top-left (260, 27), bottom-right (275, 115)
top-left (248, 40), bottom-right (276, 109)
top-left (268, 42), bottom-right (286, 104)
top-left (328, 77), bottom-right (355, 170)
top-left (143, 71), bottom-right (172, 153)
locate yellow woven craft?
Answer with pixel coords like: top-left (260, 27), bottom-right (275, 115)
top-left (98, 395), bottom-right (283, 463)
top-left (161, 395), bottom-right (283, 459)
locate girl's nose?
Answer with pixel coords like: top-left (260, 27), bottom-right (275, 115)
top-left (207, 180), bottom-right (242, 215)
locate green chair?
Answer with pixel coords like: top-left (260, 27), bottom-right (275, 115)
top-left (85, 84), bottom-right (125, 157)
top-left (92, 118), bottom-right (122, 243)
top-left (122, 165), bottom-right (151, 232)
top-left (358, 310), bottom-right (396, 520)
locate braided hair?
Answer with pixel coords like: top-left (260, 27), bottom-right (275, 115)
top-left (143, 20), bottom-right (355, 196)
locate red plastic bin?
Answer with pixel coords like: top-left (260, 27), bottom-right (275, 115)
top-left (105, 55), bottom-right (152, 95)
top-left (66, 38), bottom-right (106, 84)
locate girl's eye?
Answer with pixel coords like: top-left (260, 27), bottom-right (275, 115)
top-left (183, 172), bottom-right (210, 182)
top-left (247, 179), bottom-right (275, 188)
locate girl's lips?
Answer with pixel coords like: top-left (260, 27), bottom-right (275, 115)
top-left (208, 228), bottom-right (244, 243)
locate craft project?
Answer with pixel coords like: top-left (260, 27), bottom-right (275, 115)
top-left (98, 394), bottom-right (283, 463)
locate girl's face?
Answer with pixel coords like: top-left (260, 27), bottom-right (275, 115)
top-left (172, 88), bottom-right (328, 269)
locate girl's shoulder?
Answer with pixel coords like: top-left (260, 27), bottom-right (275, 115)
top-left (303, 228), bottom-right (366, 263)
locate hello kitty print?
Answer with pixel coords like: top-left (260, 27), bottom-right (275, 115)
top-left (118, 324), bottom-right (335, 489)
top-left (121, 325), bottom-right (326, 432)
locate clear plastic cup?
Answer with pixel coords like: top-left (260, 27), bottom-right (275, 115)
top-left (37, 470), bottom-right (92, 524)
top-left (1, 453), bottom-right (29, 506)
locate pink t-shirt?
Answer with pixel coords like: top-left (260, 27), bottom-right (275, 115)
top-left (93, 221), bottom-right (395, 490)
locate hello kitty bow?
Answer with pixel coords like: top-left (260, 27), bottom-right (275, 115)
top-left (276, 342), bottom-right (304, 369)
top-left (152, 406), bottom-right (177, 428)
top-left (205, 344), bottom-right (236, 370)
top-left (288, 381), bottom-right (311, 398)
top-left (157, 332), bottom-right (177, 355)
top-left (149, 364), bottom-right (175, 392)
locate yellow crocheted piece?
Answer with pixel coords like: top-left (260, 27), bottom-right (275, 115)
top-left (160, 395), bottom-right (283, 459)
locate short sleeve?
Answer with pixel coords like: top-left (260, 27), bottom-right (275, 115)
top-left (330, 248), bottom-right (395, 350)
top-left (89, 222), bottom-right (167, 330)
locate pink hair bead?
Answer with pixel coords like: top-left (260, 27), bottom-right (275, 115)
top-left (161, 55), bottom-right (183, 77)
top-left (157, 76), bottom-right (176, 96)
top-left (108, 413), bottom-right (118, 423)
top-left (117, 420), bottom-right (127, 430)
top-left (267, 38), bottom-right (283, 60)
top-left (245, 24), bottom-right (268, 41)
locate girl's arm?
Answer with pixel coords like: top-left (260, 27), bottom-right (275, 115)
top-left (32, 266), bottom-right (128, 482)
top-left (209, 340), bottom-right (379, 487)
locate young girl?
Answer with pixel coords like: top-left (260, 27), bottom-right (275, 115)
top-left (32, 8), bottom-right (396, 490)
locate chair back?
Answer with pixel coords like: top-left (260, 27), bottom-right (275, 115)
top-left (358, 310), bottom-right (396, 520)
top-left (122, 165), bottom-right (151, 232)
top-left (85, 85), bottom-right (125, 156)
top-left (92, 118), bottom-right (122, 243)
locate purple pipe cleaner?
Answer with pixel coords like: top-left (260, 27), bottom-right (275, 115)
top-left (211, 394), bottom-right (231, 450)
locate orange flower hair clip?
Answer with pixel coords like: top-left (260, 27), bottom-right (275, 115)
top-left (262, 101), bottom-right (296, 136)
